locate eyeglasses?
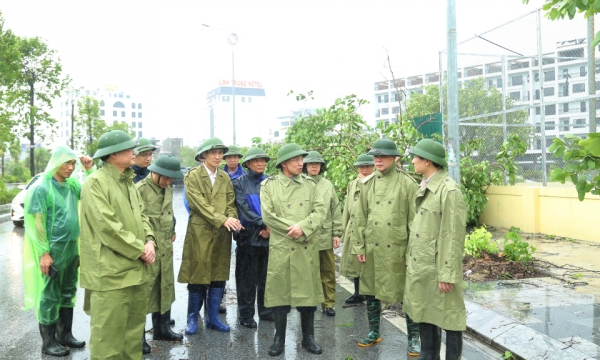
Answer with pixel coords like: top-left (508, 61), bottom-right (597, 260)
top-left (136, 152), bottom-right (153, 158)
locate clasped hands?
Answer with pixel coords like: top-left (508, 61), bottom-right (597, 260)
top-left (223, 217), bottom-right (244, 232)
top-left (140, 241), bottom-right (155, 265)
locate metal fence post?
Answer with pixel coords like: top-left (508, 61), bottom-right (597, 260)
top-left (589, 16), bottom-right (597, 133)
top-left (537, 9), bottom-right (548, 186)
top-left (501, 55), bottom-right (508, 185)
top-left (447, 0), bottom-right (461, 183)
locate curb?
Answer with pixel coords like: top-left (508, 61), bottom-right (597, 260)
top-left (0, 213), bottom-right (11, 224)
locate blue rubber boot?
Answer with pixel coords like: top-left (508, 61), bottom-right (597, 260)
top-left (185, 291), bottom-right (203, 335)
top-left (205, 287), bottom-right (230, 332)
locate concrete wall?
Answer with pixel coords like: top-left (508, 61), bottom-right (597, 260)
top-left (479, 185), bottom-right (600, 243)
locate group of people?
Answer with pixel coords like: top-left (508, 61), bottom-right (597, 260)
top-left (22, 128), bottom-right (467, 360)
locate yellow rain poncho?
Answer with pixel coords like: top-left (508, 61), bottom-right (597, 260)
top-left (22, 146), bottom-right (91, 324)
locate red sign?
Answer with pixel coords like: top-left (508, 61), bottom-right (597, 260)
top-left (218, 79), bottom-right (263, 88)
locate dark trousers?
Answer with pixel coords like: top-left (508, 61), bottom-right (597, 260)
top-left (269, 306), bottom-right (317, 314)
top-left (235, 244), bottom-right (270, 320)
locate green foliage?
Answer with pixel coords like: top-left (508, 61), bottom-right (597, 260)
top-left (180, 145), bottom-right (200, 168)
top-left (502, 350), bottom-right (516, 360)
top-left (75, 95), bottom-right (105, 156)
top-left (549, 133), bottom-right (600, 201)
top-left (571, 272), bottom-right (583, 279)
top-left (464, 225), bottom-right (499, 258)
top-left (23, 148), bottom-right (52, 175)
top-left (503, 227), bottom-right (536, 263)
top-left (524, 0), bottom-right (600, 45)
top-left (461, 134), bottom-right (528, 225)
top-left (250, 137), bottom-right (282, 176)
top-left (0, 11), bottom-right (21, 147)
top-left (0, 179), bottom-right (20, 204)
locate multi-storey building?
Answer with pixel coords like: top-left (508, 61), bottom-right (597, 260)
top-left (268, 108), bottom-right (318, 143)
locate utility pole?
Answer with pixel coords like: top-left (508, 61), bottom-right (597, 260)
top-left (447, 0), bottom-right (461, 183)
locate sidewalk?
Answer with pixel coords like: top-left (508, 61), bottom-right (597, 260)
top-left (462, 235), bottom-right (600, 360)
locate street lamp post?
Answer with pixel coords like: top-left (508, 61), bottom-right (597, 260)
top-left (202, 24), bottom-right (238, 145)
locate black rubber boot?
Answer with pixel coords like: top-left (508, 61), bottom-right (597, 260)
top-left (56, 307), bottom-right (86, 348)
top-left (142, 331), bottom-right (151, 354)
top-left (153, 310), bottom-right (183, 341)
top-left (39, 323), bottom-right (69, 356)
top-left (268, 312), bottom-right (287, 357)
top-left (300, 312), bottom-right (322, 354)
top-left (417, 323), bottom-right (441, 360)
top-left (445, 330), bottom-right (463, 360)
top-left (406, 314), bottom-right (421, 356)
top-left (345, 277), bottom-right (365, 304)
top-left (169, 318), bottom-right (175, 326)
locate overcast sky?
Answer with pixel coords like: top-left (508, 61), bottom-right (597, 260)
top-left (1, 0), bottom-right (545, 147)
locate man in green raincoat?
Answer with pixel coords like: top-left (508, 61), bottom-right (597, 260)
top-left (340, 154), bottom-right (374, 304)
top-left (352, 138), bottom-right (421, 356)
top-left (136, 155), bottom-right (184, 353)
top-left (23, 146), bottom-right (93, 356)
top-left (131, 137), bottom-right (159, 183)
top-left (302, 151), bottom-right (342, 317)
top-left (404, 139), bottom-right (467, 360)
top-left (260, 143), bottom-right (327, 357)
top-left (80, 130), bottom-right (157, 360)
top-left (178, 137), bottom-right (242, 335)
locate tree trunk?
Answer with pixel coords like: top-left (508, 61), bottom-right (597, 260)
top-left (29, 83), bottom-right (35, 177)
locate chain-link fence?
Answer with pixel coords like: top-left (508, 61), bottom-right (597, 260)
top-left (440, 9), bottom-right (599, 186)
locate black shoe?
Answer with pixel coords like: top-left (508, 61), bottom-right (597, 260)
top-left (259, 313), bottom-right (274, 322)
top-left (39, 323), bottom-right (69, 356)
top-left (153, 310), bottom-right (184, 341)
top-left (300, 312), bottom-right (322, 354)
top-left (345, 294), bottom-right (365, 304)
top-left (142, 333), bottom-right (151, 354)
top-left (169, 318), bottom-right (175, 326)
top-left (268, 312), bottom-right (287, 357)
top-left (239, 318), bottom-right (258, 328)
top-left (56, 307), bottom-right (86, 348)
top-left (323, 308), bottom-right (336, 316)
top-left (219, 305), bottom-right (227, 314)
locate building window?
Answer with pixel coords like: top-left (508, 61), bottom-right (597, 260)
top-left (534, 89), bottom-right (540, 100)
top-left (559, 83), bottom-right (569, 97)
top-left (544, 70), bottom-right (555, 82)
top-left (126, 95), bottom-right (130, 99)
top-left (274, 131), bottom-right (280, 137)
top-left (132, 112), bottom-right (136, 118)
top-left (138, 131), bottom-right (143, 137)
top-left (100, 110), bottom-right (105, 116)
top-left (574, 118), bottom-right (586, 128)
top-left (509, 91), bottom-right (520, 101)
top-left (496, 78), bottom-right (502, 88)
top-left (66, 130), bottom-right (69, 137)
top-left (545, 121), bottom-right (555, 131)
top-left (248, 97), bottom-right (252, 103)
top-left (545, 104), bottom-right (556, 115)
top-left (100, 100), bottom-right (105, 107)
top-left (138, 122), bottom-right (142, 128)
top-left (511, 75), bottom-right (523, 86)
top-left (121, 111), bottom-right (125, 117)
top-left (546, 137), bottom-right (555, 148)
top-left (138, 103), bottom-right (142, 109)
top-left (580, 65), bottom-right (587, 77)
top-left (535, 106), bottom-right (541, 115)
top-left (113, 101), bottom-right (125, 108)
top-left (375, 109), bottom-right (380, 118)
top-left (86, 90), bottom-right (90, 95)
top-left (138, 112), bottom-right (142, 118)
top-left (560, 117), bottom-right (570, 131)
top-left (132, 122), bottom-right (136, 128)
top-left (543, 87), bottom-right (554, 96)
top-left (384, 95), bottom-right (389, 103)
top-left (132, 103), bottom-right (136, 108)
top-left (573, 83), bottom-right (585, 93)
top-left (381, 108), bottom-right (389, 115)
top-left (534, 72), bottom-right (539, 82)
top-left (113, 110), bottom-right (117, 116)
top-left (241, 97), bottom-right (246, 103)
top-left (581, 101), bottom-right (587, 112)
top-left (563, 103), bottom-right (569, 113)
top-left (392, 106), bottom-right (400, 114)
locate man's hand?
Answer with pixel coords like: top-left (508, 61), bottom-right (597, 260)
top-left (259, 226), bottom-right (270, 238)
top-left (222, 217), bottom-right (244, 232)
top-left (141, 241), bottom-right (156, 264)
top-left (438, 282), bottom-right (453, 292)
top-left (40, 253), bottom-right (53, 276)
top-left (286, 224), bottom-right (304, 239)
top-left (356, 254), bottom-right (366, 263)
top-left (333, 237), bottom-right (340, 249)
top-left (171, 234), bottom-right (176, 242)
top-left (79, 155), bottom-right (93, 170)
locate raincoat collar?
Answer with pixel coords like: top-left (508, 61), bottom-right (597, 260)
top-left (247, 168), bottom-right (266, 182)
top-left (223, 164), bottom-right (244, 178)
top-left (105, 161), bottom-right (135, 180)
top-left (308, 174), bottom-right (322, 183)
top-left (424, 169), bottom-right (448, 194)
top-left (131, 164), bottom-right (149, 179)
top-left (146, 174), bottom-right (165, 194)
top-left (379, 164), bottom-right (396, 177)
top-left (277, 170), bottom-right (303, 187)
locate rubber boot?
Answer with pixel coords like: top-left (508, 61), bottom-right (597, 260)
top-left (358, 299), bottom-right (381, 347)
top-left (142, 331), bottom-right (151, 354)
top-left (219, 288), bottom-right (227, 314)
top-left (185, 290), bottom-right (203, 335)
top-left (345, 277), bottom-right (365, 304)
top-left (445, 330), bottom-right (463, 360)
top-left (300, 311), bottom-right (322, 354)
top-left (268, 312), bottom-right (287, 357)
top-left (417, 323), bottom-right (441, 360)
top-left (153, 310), bottom-right (184, 341)
top-left (39, 323), bottom-right (69, 356)
top-left (56, 307), bottom-right (86, 348)
top-left (406, 314), bottom-right (421, 356)
top-left (205, 287), bottom-right (230, 332)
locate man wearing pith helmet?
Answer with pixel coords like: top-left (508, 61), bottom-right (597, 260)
top-left (131, 137), bottom-right (159, 184)
top-left (80, 130), bottom-right (157, 359)
top-left (404, 139), bottom-right (467, 360)
top-left (232, 147), bottom-right (273, 328)
top-left (260, 143), bottom-right (327, 357)
top-left (178, 137), bottom-right (242, 335)
top-left (340, 154), bottom-right (374, 305)
top-left (352, 138), bottom-right (421, 356)
top-left (302, 151), bottom-right (342, 317)
top-left (223, 145), bottom-right (245, 180)
top-left (136, 155), bottom-right (184, 353)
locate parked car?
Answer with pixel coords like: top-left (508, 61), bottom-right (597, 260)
top-left (11, 173), bottom-right (42, 227)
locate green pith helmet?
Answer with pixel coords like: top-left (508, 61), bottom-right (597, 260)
top-left (410, 139), bottom-right (447, 167)
top-left (367, 138), bottom-right (401, 157)
top-left (275, 143), bottom-right (308, 169)
top-left (354, 154), bottom-right (374, 167)
top-left (148, 155), bottom-right (184, 179)
top-left (93, 130), bottom-right (137, 159)
top-left (134, 137), bottom-right (158, 154)
top-left (223, 145), bottom-right (243, 159)
top-left (195, 138), bottom-right (228, 162)
top-left (302, 150), bottom-right (327, 174)
top-left (242, 147), bottom-right (271, 168)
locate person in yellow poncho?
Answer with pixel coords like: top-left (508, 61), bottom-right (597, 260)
top-left (22, 145), bottom-right (93, 357)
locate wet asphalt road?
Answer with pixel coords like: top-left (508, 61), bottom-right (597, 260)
top-left (0, 187), bottom-right (499, 359)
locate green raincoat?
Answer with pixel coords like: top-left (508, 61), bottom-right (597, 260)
top-left (79, 162), bottom-right (154, 293)
top-left (178, 165), bottom-right (237, 284)
top-left (136, 176), bottom-right (176, 314)
top-left (340, 176), bottom-right (363, 278)
top-left (310, 175), bottom-right (342, 251)
top-left (352, 165), bottom-right (418, 303)
top-left (403, 170), bottom-right (467, 331)
top-left (22, 146), bottom-right (93, 324)
top-left (260, 172), bottom-right (327, 307)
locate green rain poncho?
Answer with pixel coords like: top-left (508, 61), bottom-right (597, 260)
top-left (22, 146), bottom-right (90, 325)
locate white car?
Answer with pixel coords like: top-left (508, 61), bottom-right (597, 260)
top-left (11, 173), bottom-right (42, 227)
